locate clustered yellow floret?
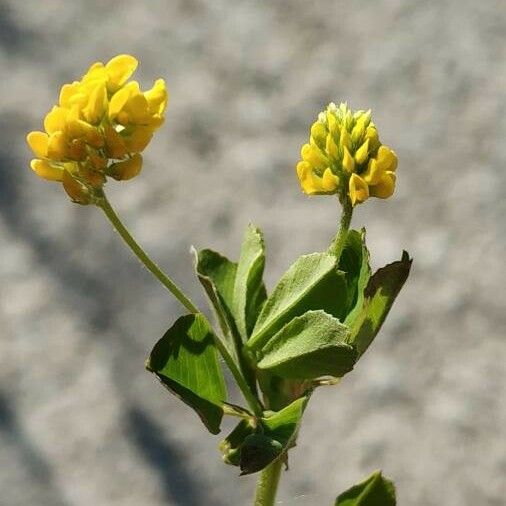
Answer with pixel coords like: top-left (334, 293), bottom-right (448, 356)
top-left (296, 103), bottom-right (397, 206)
top-left (27, 54), bottom-right (167, 204)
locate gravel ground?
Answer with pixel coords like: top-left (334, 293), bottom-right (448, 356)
top-left (1, 1), bottom-right (505, 505)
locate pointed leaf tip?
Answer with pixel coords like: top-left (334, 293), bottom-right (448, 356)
top-left (335, 470), bottom-right (396, 505)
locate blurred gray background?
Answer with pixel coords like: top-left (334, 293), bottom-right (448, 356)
top-left (1, 0), bottom-right (505, 504)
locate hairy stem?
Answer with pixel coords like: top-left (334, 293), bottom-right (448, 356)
top-left (97, 191), bottom-right (199, 313)
top-left (330, 193), bottom-right (353, 261)
top-left (96, 190), bottom-right (262, 415)
top-left (254, 459), bottom-right (283, 506)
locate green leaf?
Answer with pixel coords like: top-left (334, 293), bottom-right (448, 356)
top-left (146, 313), bottom-right (227, 434)
top-left (240, 396), bottom-right (309, 475)
top-left (248, 252), bottom-right (347, 351)
top-left (233, 224), bottom-right (267, 340)
top-left (335, 470), bottom-right (396, 505)
top-left (239, 434), bottom-right (284, 475)
top-left (193, 248), bottom-right (239, 354)
top-left (220, 418), bottom-right (256, 467)
top-left (256, 310), bottom-right (357, 380)
top-left (348, 251), bottom-right (412, 357)
top-left (339, 229), bottom-right (371, 323)
top-left (261, 395), bottom-right (308, 447)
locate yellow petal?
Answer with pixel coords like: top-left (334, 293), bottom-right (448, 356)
top-left (351, 110), bottom-right (371, 144)
top-left (301, 143), bottom-right (328, 171)
top-left (26, 131), bottom-right (49, 158)
top-left (82, 83), bottom-right (107, 124)
top-left (339, 128), bottom-right (351, 151)
top-left (362, 158), bottom-right (383, 185)
top-left (325, 133), bottom-right (339, 161)
top-left (124, 93), bottom-right (150, 124)
top-left (370, 171), bottom-right (396, 199)
top-left (296, 160), bottom-right (310, 179)
top-left (321, 168), bottom-right (339, 192)
top-left (105, 54), bottom-right (138, 91)
top-left (109, 85), bottom-right (134, 120)
top-left (375, 145), bottom-right (398, 172)
top-left (82, 61), bottom-right (106, 82)
top-left (66, 120), bottom-right (103, 148)
top-left (296, 161), bottom-right (319, 194)
top-left (47, 131), bottom-right (68, 160)
top-left (310, 121), bottom-right (327, 149)
top-left (109, 153), bottom-right (143, 180)
top-left (365, 125), bottom-right (380, 151)
top-left (144, 79), bottom-right (168, 116)
top-left (349, 173), bottom-right (369, 206)
top-left (59, 82), bottom-right (80, 108)
top-left (342, 146), bottom-right (355, 173)
top-left (326, 111), bottom-right (339, 137)
top-left (354, 138), bottom-right (370, 165)
top-left (44, 106), bottom-right (67, 134)
top-left (30, 159), bottom-right (64, 181)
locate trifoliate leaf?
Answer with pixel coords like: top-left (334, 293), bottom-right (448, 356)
top-left (248, 252), bottom-right (347, 351)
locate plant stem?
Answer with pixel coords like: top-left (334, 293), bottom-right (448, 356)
top-left (96, 190), bottom-right (263, 416)
top-left (97, 191), bottom-right (199, 314)
top-left (214, 339), bottom-right (263, 417)
top-left (330, 193), bottom-right (353, 261)
top-left (253, 459), bottom-right (283, 506)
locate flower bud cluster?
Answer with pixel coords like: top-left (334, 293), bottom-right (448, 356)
top-left (27, 55), bottom-right (167, 204)
top-left (296, 103), bottom-right (397, 206)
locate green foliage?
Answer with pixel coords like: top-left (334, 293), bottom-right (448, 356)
top-left (339, 229), bottom-right (371, 322)
top-left (194, 248), bottom-right (239, 356)
top-left (220, 418), bottom-right (256, 467)
top-left (220, 396), bottom-right (309, 475)
top-left (335, 471), bottom-right (396, 505)
top-left (155, 223), bottom-right (410, 487)
top-left (146, 313), bottom-right (227, 434)
top-left (233, 225), bottom-right (267, 340)
top-left (248, 252), bottom-right (347, 351)
top-left (347, 251), bottom-right (412, 357)
top-left (257, 310), bottom-right (357, 380)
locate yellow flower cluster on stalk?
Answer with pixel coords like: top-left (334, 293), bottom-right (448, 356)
top-left (27, 55), bottom-right (167, 204)
top-left (296, 103), bottom-right (397, 206)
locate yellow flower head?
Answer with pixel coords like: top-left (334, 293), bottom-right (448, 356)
top-left (27, 54), bottom-right (168, 204)
top-left (296, 103), bottom-right (397, 206)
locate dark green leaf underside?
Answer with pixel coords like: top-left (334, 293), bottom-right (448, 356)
top-left (348, 251), bottom-right (412, 357)
top-left (146, 313), bottom-right (227, 434)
